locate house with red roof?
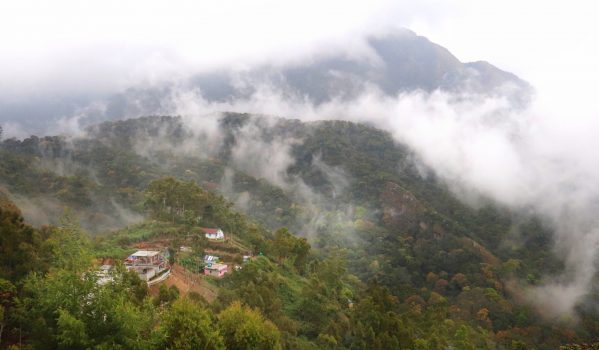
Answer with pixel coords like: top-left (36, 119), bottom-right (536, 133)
top-left (201, 227), bottom-right (225, 240)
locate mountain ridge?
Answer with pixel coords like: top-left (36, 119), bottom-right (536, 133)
top-left (0, 29), bottom-right (531, 136)
top-left (1, 113), bottom-right (598, 348)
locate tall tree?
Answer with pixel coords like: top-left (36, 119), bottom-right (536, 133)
top-left (218, 301), bottom-right (281, 350)
top-left (160, 298), bottom-right (224, 350)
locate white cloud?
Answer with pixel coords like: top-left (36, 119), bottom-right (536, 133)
top-left (156, 82), bottom-right (599, 316)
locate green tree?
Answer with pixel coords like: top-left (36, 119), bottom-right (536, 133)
top-left (17, 267), bottom-right (157, 349)
top-left (0, 279), bottom-right (16, 346)
top-left (56, 309), bottom-right (89, 350)
top-left (0, 204), bottom-right (46, 281)
top-left (144, 177), bottom-right (209, 223)
top-left (160, 298), bottom-right (224, 350)
top-left (43, 211), bottom-right (92, 272)
top-left (271, 228), bottom-right (310, 272)
top-left (218, 301), bottom-right (282, 350)
top-left (155, 284), bottom-right (180, 306)
top-left (453, 325), bottom-right (475, 350)
top-left (345, 282), bottom-right (410, 349)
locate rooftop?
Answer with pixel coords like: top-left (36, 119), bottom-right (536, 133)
top-left (131, 250), bottom-right (160, 257)
top-left (201, 228), bottom-right (221, 234)
top-left (205, 263), bottom-right (228, 271)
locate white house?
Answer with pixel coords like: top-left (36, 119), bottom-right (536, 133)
top-left (124, 250), bottom-right (169, 282)
top-left (201, 227), bottom-right (225, 240)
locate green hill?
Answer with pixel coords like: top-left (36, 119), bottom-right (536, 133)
top-left (0, 114), bottom-right (597, 348)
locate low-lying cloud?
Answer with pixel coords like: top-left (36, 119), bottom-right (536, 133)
top-left (2, 0), bottom-right (598, 320)
top-left (3, 67), bottom-right (597, 317)
top-left (130, 81), bottom-right (598, 317)
top-left (2, 22), bottom-right (597, 319)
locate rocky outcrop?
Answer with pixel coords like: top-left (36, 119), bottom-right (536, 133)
top-left (380, 181), bottom-right (426, 233)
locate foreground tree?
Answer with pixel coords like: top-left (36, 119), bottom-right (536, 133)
top-left (218, 301), bottom-right (282, 350)
top-left (0, 203), bottom-right (46, 281)
top-left (0, 279), bottom-right (16, 346)
top-left (160, 298), bottom-right (224, 350)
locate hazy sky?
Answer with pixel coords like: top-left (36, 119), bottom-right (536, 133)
top-left (1, 0), bottom-right (597, 112)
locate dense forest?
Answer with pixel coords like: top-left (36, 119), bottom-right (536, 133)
top-left (0, 114), bottom-right (598, 349)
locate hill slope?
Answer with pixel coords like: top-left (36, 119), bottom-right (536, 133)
top-left (1, 114), bottom-right (598, 348)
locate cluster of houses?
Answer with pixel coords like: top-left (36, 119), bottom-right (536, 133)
top-left (101, 228), bottom-right (243, 286)
top-left (203, 254), bottom-right (228, 277)
top-left (199, 227), bottom-right (230, 278)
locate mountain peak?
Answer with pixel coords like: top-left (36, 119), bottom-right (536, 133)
top-left (0, 29), bottom-right (531, 135)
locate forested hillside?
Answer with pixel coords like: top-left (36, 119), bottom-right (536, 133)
top-left (1, 114), bottom-right (598, 349)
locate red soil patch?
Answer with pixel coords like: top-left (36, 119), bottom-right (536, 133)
top-left (150, 264), bottom-right (218, 303)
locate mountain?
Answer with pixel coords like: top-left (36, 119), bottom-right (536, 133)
top-left (236, 29), bottom-right (531, 104)
top-left (2, 28), bottom-right (595, 349)
top-left (2, 113), bottom-right (598, 348)
top-left (114, 29), bottom-right (531, 114)
top-left (0, 29), bottom-right (531, 136)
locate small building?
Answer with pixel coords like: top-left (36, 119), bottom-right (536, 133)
top-left (125, 250), bottom-right (169, 282)
top-left (180, 246), bottom-right (192, 252)
top-left (204, 263), bottom-right (228, 278)
top-left (96, 264), bottom-right (114, 285)
top-left (204, 255), bottom-right (219, 264)
top-left (201, 228), bottom-right (225, 240)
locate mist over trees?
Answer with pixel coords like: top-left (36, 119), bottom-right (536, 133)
top-left (1, 1), bottom-right (599, 348)
top-left (1, 120), bottom-right (597, 348)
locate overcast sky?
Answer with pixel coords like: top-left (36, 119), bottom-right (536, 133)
top-left (1, 0), bottom-right (597, 112)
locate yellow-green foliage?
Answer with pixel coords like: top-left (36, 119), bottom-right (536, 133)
top-left (218, 301), bottom-right (282, 350)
